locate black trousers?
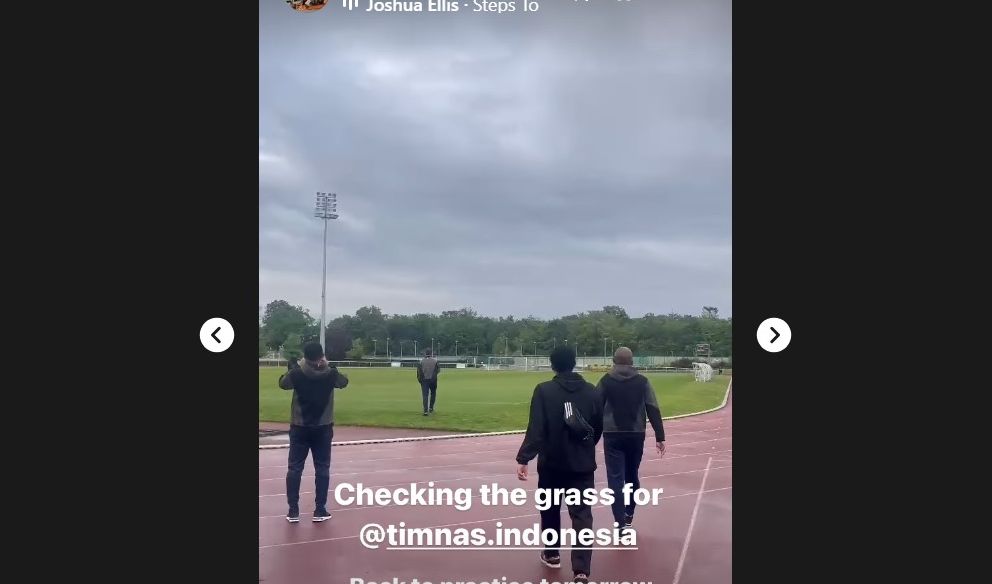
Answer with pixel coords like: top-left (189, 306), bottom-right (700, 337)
top-left (286, 424), bottom-right (333, 509)
top-left (538, 469), bottom-right (595, 576)
top-left (603, 433), bottom-right (645, 525)
top-left (421, 379), bottom-right (438, 412)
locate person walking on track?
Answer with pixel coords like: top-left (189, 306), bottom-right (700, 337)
top-left (416, 349), bottom-right (441, 415)
top-left (278, 342), bottom-right (349, 523)
top-left (515, 346), bottom-right (603, 584)
top-left (596, 347), bottom-right (666, 535)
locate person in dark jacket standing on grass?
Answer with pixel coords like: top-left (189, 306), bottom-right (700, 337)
top-left (278, 342), bottom-right (349, 523)
top-left (597, 347), bottom-right (665, 534)
top-left (515, 347), bottom-right (603, 584)
top-left (416, 349), bottom-right (441, 415)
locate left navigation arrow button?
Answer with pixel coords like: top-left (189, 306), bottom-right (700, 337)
top-left (200, 318), bottom-right (234, 353)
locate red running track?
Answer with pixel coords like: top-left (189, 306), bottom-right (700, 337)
top-left (259, 390), bottom-right (731, 584)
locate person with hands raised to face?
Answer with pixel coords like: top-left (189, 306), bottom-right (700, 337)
top-left (278, 342), bottom-right (349, 523)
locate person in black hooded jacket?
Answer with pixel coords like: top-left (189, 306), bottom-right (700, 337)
top-left (515, 347), bottom-right (603, 583)
top-left (596, 347), bottom-right (665, 534)
top-left (277, 342), bottom-right (349, 523)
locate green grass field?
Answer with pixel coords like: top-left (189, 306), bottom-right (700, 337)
top-left (259, 367), bottom-right (729, 433)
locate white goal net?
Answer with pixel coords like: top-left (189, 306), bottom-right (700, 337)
top-left (692, 362), bottom-right (714, 382)
top-left (485, 356), bottom-right (552, 371)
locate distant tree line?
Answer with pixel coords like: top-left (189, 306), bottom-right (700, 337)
top-left (260, 301), bottom-right (732, 362)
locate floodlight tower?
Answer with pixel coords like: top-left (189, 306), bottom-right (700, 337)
top-left (314, 192), bottom-right (338, 352)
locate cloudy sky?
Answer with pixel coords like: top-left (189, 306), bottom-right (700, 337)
top-left (260, 0), bottom-right (730, 320)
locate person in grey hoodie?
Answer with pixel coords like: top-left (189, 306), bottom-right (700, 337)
top-left (416, 349), bottom-right (441, 415)
top-left (596, 347), bottom-right (666, 533)
top-left (278, 342), bottom-right (349, 523)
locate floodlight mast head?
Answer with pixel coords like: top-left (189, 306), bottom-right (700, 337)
top-left (314, 192), bottom-right (339, 220)
top-left (314, 191), bottom-right (339, 354)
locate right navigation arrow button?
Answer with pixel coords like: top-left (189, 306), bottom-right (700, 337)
top-left (758, 318), bottom-right (791, 353)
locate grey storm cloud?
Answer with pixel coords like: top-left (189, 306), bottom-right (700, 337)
top-left (259, 0), bottom-right (731, 319)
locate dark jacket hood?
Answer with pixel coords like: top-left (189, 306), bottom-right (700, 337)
top-left (554, 371), bottom-right (588, 392)
top-left (300, 359), bottom-right (336, 379)
top-left (607, 364), bottom-right (640, 381)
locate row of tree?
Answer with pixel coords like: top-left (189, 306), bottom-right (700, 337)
top-left (260, 301), bottom-right (732, 361)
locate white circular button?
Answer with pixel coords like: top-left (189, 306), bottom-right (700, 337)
top-left (200, 318), bottom-right (234, 353)
top-left (757, 318), bottom-right (791, 353)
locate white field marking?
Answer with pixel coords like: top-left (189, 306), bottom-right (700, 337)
top-left (264, 436), bottom-right (507, 455)
top-left (257, 463), bottom-right (733, 519)
top-left (257, 427), bottom-right (727, 469)
top-left (258, 418), bottom-right (727, 458)
top-left (258, 426), bottom-right (724, 470)
top-left (258, 436), bottom-right (509, 458)
top-left (259, 380), bottom-right (732, 450)
top-left (258, 486), bottom-right (732, 550)
top-left (257, 437), bottom-right (731, 482)
top-left (259, 450), bottom-right (519, 470)
top-left (672, 457), bottom-right (714, 584)
top-left (664, 380), bottom-right (731, 421)
top-left (257, 448), bottom-right (731, 498)
top-left (259, 429), bottom-right (525, 450)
